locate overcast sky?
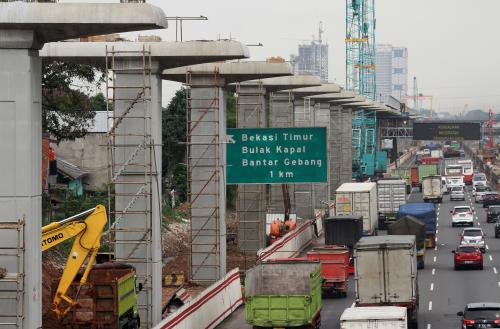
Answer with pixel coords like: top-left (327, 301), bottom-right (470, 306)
top-left (62, 0), bottom-right (500, 113)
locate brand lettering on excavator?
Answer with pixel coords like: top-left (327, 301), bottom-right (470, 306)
top-left (41, 233), bottom-right (64, 247)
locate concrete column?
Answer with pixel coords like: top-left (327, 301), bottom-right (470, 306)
top-left (330, 105), bottom-right (353, 195)
top-left (293, 97), bottom-right (314, 220)
top-left (236, 84), bottom-right (266, 251)
top-left (0, 32), bottom-right (42, 329)
top-left (188, 74), bottom-right (226, 283)
top-left (113, 59), bottom-right (162, 325)
top-left (312, 102), bottom-right (331, 208)
top-left (268, 91), bottom-right (295, 215)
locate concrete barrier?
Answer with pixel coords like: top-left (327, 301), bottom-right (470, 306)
top-left (256, 220), bottom-right (314, 262)
top-left (155, 268), bottom-right (243, 329)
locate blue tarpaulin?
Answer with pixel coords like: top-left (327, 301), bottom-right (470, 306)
top-left (397, 203), bottom-right (437, 234)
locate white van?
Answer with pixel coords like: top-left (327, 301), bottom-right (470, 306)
top-left (472, 173), bottom-right (487, 188)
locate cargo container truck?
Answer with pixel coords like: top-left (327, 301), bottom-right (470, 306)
top-left (245, 260), bottom-right (322, 329)
top-left (339, 306), bottom-right (408, 329)
top-left (307, 247), bottom-right (349, 297)
top-left (335, 183), bottom-right (378, 236)
top-left (377, 179), bottom-right (407, 229)
top-left (354, 236), bottom-right (419, 329)
top-left (418, 164), bottom-right (438, 182)
top-left (422, 175), bottom-right (443, 203)
top-left (388, 216), bottom-right (426, 269)
top-left (397, 203), bottom-right (437, 249)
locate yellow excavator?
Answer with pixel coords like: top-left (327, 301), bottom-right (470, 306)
top-left (41, 204), bottom-right (107, 319)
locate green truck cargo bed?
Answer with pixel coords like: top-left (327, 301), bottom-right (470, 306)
top-left (245, 261), bottom-right (321, 328)
top-left (418, 164), bottom-right (438, 182)
top-left (390, 168), bottom-right (411, 185)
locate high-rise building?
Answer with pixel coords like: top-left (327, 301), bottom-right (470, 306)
top-left (375, 44), bottom-right (408, 102)
top-left (291, 23), bottom-right (329, 82)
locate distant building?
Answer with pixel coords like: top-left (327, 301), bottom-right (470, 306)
top-left (290, 23), bottom-right (329, 82)
top-left (375, 44), bottom-right (408, 102)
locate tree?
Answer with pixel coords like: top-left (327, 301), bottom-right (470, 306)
top-left (42, 62), bottom-right (104, 142)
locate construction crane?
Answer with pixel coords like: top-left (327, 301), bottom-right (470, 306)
top-left (345, 0), bottom-right (376, 100)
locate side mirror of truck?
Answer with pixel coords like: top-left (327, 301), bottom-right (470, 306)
top-left (457, 311), bottom-right (464, 317)
top-left (450, 210), bottom-right (453, 214)
top-left (451, 250), bottom-right (455, 253)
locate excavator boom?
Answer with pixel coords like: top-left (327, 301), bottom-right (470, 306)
top-left (41, 204), bottom-right (107, 318)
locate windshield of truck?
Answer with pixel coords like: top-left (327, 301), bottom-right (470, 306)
top-left (489, 206), bottom-right (500, 213)
top-left (454, 207), bottom-right (471, 213)
top-left (466, 308), bottom-right (500, 320)
top-left (463, 229), bottom-right (482, 237)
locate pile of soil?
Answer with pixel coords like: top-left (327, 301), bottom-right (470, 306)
top-left (42, 256), bottom-right (63, 329)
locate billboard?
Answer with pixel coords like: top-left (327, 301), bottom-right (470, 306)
top-left (412, 122), bottom-right (481, 141)
top-left (226, 127), bottom-right (327, 184)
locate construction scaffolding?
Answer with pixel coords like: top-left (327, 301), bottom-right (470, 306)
top-left (105, 46), bottom-right (154, 326)
top-left (186, 70), bottom-right (225, 283)
top-left (0, 220), bottom-right (24, 329)
top-left (235, 82), bottom-right (266, 252)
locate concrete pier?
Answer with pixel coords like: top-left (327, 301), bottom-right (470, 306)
top-left (162, 62), bottom-right (295, 282)
top-left (288, 84), bottom-right (342, 220)
top-left (42, 40), bottom-right (249, 325)
top-left (229, 76), bottom-right (321, 251)
top-left (0, 3), bottom-right (167, 328)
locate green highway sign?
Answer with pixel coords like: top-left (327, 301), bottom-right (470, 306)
top-left (226, 127), bottom-right (328, 184)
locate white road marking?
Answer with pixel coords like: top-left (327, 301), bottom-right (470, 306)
top-left (430, 283), bottom-right (434, 291)
top-left (434, 246), bottom-right (438, 251)
top-left (490, 255), bottom-right (493, 261)
top-left (429, 301), bottom-right (433, 311)
top-left (486, 245), bottom-right (489, 250)
top-left (432, 268), bottom-right (436, 275)
top-left (435, 236), bottom-right (438, 243)
top-left (436, 229), bottom-right (439, 234)
top-left (494, 267), bottom-right (497, 274)
top-left (436, 223), bottom-right (439, 227)
top-left (498, 282), bottom-right (500, 288)
top-left (433, 256), bottom-right (437, 262)
top-left (427, 324), bottom-right (431, 329)
top-left (351, 302), bottom-right (355, 307)
top-left (478, 222), bottom-right (481, 226)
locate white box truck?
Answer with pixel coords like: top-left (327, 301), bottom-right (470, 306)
top-left (339, 306), bottom-right (408, 329)
top-left (377, 179), bottom-right (407, 229)
top-left (354, 236), bottom-right (418, 329)
top-left (335, 183), bottom-right (378, 236)
top-left (422, 175), bottom-right (443, 203)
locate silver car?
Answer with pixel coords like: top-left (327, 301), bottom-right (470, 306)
top-left (450, 186), bottom-right (465, 201)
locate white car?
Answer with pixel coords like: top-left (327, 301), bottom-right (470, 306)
top-left (450, 186), bottom-right (465, 201)
top-left (460, 227), bottom-right (486, 252)
top-left (474, 185), bottom-right (492, 203)
top-left (451, 206), bottom-right (474, 227)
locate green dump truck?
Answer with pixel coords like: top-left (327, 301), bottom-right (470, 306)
top-left (245, 260), bottom-right (322, 329)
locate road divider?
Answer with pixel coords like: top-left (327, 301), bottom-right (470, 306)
top-left (257, 220), bottom-right (315, 261)
top-left (155, 269), bottom-right (243, 329)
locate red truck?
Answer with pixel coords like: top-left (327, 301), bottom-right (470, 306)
top-left (306, 246), bottom-right (349, 297)
top-left (410, 166), bottom-right (420, 188)
top-left (420, 157), bottom-right (440, 165)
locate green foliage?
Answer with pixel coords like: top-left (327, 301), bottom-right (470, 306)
top-left (42, 62), bottom-right (105, 142)
top-left (227, 93), bottom-right (237, 128)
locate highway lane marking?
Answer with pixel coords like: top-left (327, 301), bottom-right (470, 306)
top-left (486, 245), bottom-right (489, 250)
top-left (494, 267), bottom-right (497, 274)
top-left (433, 256), bottom-right (437, 262)
top-left (432, 268), bottom-right (436, 275)
top-left (436, 223), bottom-right (439, 227)
top-left (435, 236), bottom-right (438, 243)
top-left (434, 246), bottom-right (438, 251)
top-left (427, 324), bottom-right (431, 329)
top-left (429, 301), bottom-right (433, 311)
top-left (351, 302), bottom-right (355, 307)
top-left (498, 282), bottom-right (500, 288)
top-left (436, 229), bottom-right (439, 234)
top-left (430, 283), bottom-right (434, 291)
top-left (490, 255), bottom-right (493, 261)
